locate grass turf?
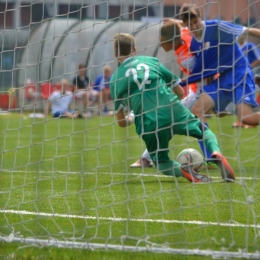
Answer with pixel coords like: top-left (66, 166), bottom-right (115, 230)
top-left (0, 112), bottom-right (260, 259)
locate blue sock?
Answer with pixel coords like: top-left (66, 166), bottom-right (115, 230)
top-left (198, 123), bottom-right (212, 160)
top-left (103, 106), bottom-right (109, 112)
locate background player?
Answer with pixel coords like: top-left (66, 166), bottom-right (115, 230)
top-left (130, 20), bottom-right (216, 169)
top-left (179, 3), bottom-right (260, 127)
top-left (110, 33), bottom-right (235, 182)
top-left (232, 33), bottom-right (260, 128)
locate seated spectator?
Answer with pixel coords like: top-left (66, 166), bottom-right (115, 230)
top-left (93, 65), bottom-right (112, 115)
top-left (44, 79), bottom-right (80, 118)
top-left (72, 64), bottom-right (92, 118)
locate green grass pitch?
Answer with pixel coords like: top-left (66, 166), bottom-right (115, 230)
top-left (0, 113), bottom-right (260, 259)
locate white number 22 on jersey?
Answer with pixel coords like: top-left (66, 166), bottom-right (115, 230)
top-left (125, 63), bottom-right (151, 90)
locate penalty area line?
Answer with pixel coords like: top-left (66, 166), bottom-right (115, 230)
top-left (0, 209), bottom-right (259, 229)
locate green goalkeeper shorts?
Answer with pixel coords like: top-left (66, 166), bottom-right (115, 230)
top-left (142, 111), bottom-right (204, 163)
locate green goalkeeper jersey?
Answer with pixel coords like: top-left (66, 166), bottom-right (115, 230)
top-left (110, 56), bottom-right (183, 135)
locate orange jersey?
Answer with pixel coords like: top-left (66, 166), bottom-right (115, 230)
top-left (174, 28), bottom-right (197, 93)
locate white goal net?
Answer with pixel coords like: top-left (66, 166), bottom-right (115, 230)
top-left (1, 0), bottom-right (260, 259)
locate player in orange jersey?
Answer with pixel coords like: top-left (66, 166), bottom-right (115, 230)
top-left (160, 20), bottom-right (199, 110)
top-left (130, 20), bottom-right (216, 168)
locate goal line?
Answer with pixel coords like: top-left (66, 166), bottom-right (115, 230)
top-left (1, 209), bottom-right (259, 229)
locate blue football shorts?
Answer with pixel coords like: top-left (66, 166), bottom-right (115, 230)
top-left (203, 68), bottom-right (258, 113)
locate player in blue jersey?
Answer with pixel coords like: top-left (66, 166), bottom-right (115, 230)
top-left (109, 33), bottom-right (235, 182)
top-left (179, 3), bottom-right (260, 127)
top-left (232, 34), bottom-right (260, 128)
top-left (238, 34), bottom-right (260, 70)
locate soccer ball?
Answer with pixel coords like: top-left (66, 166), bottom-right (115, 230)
top-left (176, 148), bottom-right (204, 172)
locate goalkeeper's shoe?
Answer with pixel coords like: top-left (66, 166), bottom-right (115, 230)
top-left (211, 152), bottom-right (235, 182)
top-left (130, 158), bottom-right (153, 168)
top-left (180, 163), bottom-right (212, 183)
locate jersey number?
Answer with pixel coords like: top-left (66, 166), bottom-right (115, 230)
top-left (125, 63), bottom-right (151, 90)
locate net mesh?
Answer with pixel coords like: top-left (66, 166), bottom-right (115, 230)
top-left (0, 1), bottom-right (260, 258)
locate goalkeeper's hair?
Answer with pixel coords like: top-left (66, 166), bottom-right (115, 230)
top-left (179, 3), bottom-right (200, 23)
top-left (161, 22), bottom-right (181, 43)
top-left (114, 33), bottom-right (136, 57)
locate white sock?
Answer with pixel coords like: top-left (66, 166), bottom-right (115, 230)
top-left (142, 149), bottom-right (152, 162)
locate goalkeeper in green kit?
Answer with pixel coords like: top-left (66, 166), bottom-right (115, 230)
top-left (109, 33), bottom-right (235, 183)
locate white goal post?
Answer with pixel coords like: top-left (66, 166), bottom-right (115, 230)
top-left (1, 1), bottom-right (260, 259)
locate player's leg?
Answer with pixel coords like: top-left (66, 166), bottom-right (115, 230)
top-left (82, 90), bottom-right (88, 110)
top-left (181, 89), bottom-right (198, 110)
top-left (197, 120), bottom-right (213, 164)
top-left (237, 102), bottom-right (260, 126)
top-left (227, 102), bottom-right (256, 129)
top-left (174, 110), bottom-right (235, 182)
top-left (98, 89), bottom-right (110, 116)
top-left (74, 90), bottom-right (92, 118)
top-left (128, 109), bottom-right (153, 168)
top-left (227, 68), bottom-right (259, 126)
top-left (225, 102), bottom-right (245, 128)
top-left (233, 72), bottom-right (260, 125)
top-left (191, 92), bottom-right (215, 119)
top-left (53, 111), bottom-right (76, 119)
top-left (190, 92), bottom-right (218, 167)
top-left (181, 90), bottom-right (213, 164)
top-left (130, 149), bottom-right (153, 168)
top-left (195, 123), bottom-right (235, 182)
top-left (142, 127), bottom-right (211, 183)
top-left (53, 111), bottom-right (62, 118)
top-left (64, 111), bottom-right (80, 118)
top-left (196, 122), bottom-right (235, 181)
top-left (94, 90), bottom-right (102, 114)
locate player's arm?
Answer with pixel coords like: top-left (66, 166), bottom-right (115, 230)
top-left (159, 62), bottom-right (183, 96)
top-left (109, 77), bottom-right (134, 128)
top-left (224, 24), bottom-right (260, 43)
top-left (249, 46), bottom-right (260, 68)
top-left (244, 27), bottom-right (260, 38)
top-left (169, 78), bottom-right (183, 99)
top-left (239, 28), bottom-right (260, 65)
top-left (172, 85), bottom-right (184, 100)
top-left (163, 18), bottom-right (184, 27)
top-left (116, 108), bottom-right (134, 128)
top-left (251, 59), bottom-right (260, 68)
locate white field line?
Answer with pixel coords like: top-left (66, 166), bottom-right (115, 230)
top-left (1, 169), bottom-right (259, 180)
top-left (0, 209), bottom-right (259, 229)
